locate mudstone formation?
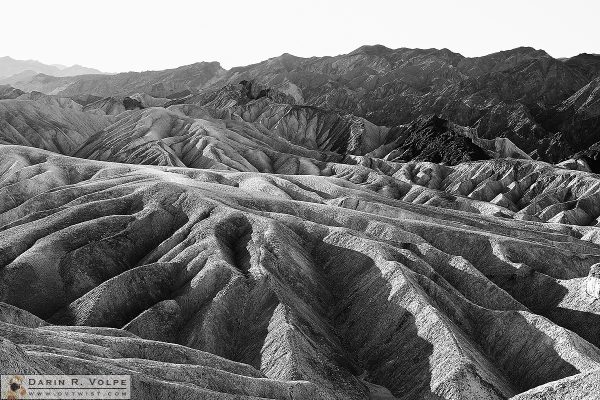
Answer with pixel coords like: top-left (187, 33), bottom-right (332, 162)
top-left (1, 46), bottom-right (600, 399)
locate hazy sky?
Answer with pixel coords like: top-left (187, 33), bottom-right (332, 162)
top-left (2, 0), bottom-right (598, 72)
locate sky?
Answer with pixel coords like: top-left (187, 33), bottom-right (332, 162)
top-left (2, 0), bottom-right (599, 73)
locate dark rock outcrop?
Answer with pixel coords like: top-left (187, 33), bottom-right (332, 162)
top-left (371, 115), bottom-right (490, 164)
top-left (122, 96), bottom-right (143, 110)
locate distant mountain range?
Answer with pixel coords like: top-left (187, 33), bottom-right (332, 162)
top-left (2, 46), bottom-right (600, 165)
top-left (0, 56), bottom-right (104, 81)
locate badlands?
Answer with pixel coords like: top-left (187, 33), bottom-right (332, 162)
top-left (1, 46), bottom-right (600, 399)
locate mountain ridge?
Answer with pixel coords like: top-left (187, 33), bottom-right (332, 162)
top-left (0, 55), bottom-right (104, 80)
top-left (6, 45), bottom-right (599, 163)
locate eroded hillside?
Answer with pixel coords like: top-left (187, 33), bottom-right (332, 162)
top-left (2, 142), bottom-right (600, 399)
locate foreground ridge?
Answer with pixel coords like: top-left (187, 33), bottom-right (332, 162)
top-left (1, 145), bottom-right (600, 399)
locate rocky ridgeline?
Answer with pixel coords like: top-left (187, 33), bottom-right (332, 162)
top-left (5, 46), bottom-right (600, 163)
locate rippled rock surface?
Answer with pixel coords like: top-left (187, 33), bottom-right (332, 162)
top-left (2, 145), bottom-right (600, 399)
